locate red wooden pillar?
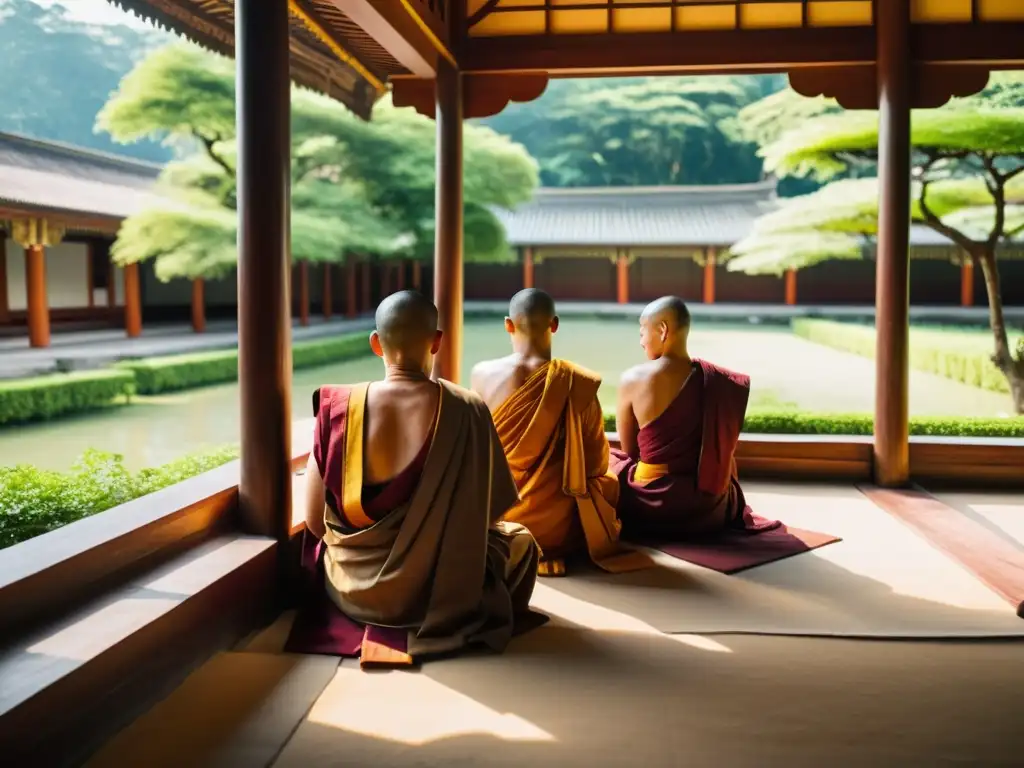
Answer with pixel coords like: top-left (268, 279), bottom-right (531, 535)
top-left (123, 262), bottom-right (142, 338)
top-left (433, 58), bottom-right (464, 383)
top-left (361, 257), bottom-right (371, 312)
top-left (702, 248), bottom-right (716, 304)
top-left (412, 260), bottom-right (422, 291)
top-left (785, 268), bottom-right (798, 306)
top-left (380, 261), bottom-right (391, 298)
top-left (873, 0), bottom-right (912, 487)
top-left (192, 278), bottom-right (206, 333)
top-left (0, 236), bottom-right (8, 324)
top-left (297, 260), bottom-right (310, 326)
top-left (960, 257), bottom-right (974, 307)
top-left (25, 244), bottom-right (50, 348)
top-left (616, 250), bottom-right (630, 304)
top-left (523, 247), bottom-right (534, 289)
top-left (323, 263), bottom-right (334, 319)
top-left (345, 257), bottom-right (357, 318)
top-left (395, 260), bottom-right (406, 291)
top-left (235, 0), bottom-right (292, 540)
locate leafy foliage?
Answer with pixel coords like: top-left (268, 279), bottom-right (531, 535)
top-left (0, 446), bottom-right (239, 549)
top-left (0, 370), bottom-right (135, 426)
top-left (479, 75), bottom-right (784, 187)
top-left (99, 43), bottom-right (538, 278)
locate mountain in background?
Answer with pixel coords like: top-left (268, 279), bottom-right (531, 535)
top-left (0, 0), bottom-right (170, 161)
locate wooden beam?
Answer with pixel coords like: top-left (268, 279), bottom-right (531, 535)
top-left (25, 245), bottom-right (50, 348)
top-left (332, 0), bottom-right (438, 77)
top-left (123, 262), bottom-right (142, 338)
top-left (616, 249), bottom-right (629, 305)
top-left (322, 263), bottom-right (333, 319)
top-left (960, 257), bottom-right (974, 307)
top-left (873, 0), bottom-right (912, 488)
top-left (192, 278), bottom-right (206, 333)
top-left (523, 246), bottom-right (534, 290)
top-left (236, 0), bottom-right (293, 541)
top-left (432, 58), bottom-right (464, 384)
top-left (702, 248), bottom-right (716, 305)
top-left (785, 268), bottom-right (798, 306)
top-left (460, 26), bottom-right (875, 76)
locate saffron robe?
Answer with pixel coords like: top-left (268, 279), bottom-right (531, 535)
top-left (610, 359), bottom-right (780, 539)
top-left (493, 360), bottom-right (651, 572)
top-left (310, 380), bottom-right (543, 659)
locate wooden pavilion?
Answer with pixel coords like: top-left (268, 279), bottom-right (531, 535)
top-left (3, 3), bottom-right (1024, 764)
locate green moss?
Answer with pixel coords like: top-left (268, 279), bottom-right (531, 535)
top-left (117, 332), bottom-right (372, 395)
top-left (601, 409), bottom-right (1024, 437)
top-left (0, 370), bottom-right (135, 426)
top-left (0, 445), bottom-right (240, 550)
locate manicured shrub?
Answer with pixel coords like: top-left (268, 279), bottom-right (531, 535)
top-left (118, 332), bottom-right (372, 395)
top-left (601, 409), bottom-right (1024, 437)
top-left (0, 370), bottom-right (135, 426)
top-left (791, 318), bottom-right (1013, 394)
top-left (0, 445), bottom-right (239, 549)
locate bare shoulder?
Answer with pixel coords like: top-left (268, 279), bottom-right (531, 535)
top-left (619, 360), bottom-right (657, 390)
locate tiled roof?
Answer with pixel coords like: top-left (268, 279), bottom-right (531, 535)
top-left (0, 132), bottom-right (165, 220)
top-left (494, 182), bottom-right (958, 248)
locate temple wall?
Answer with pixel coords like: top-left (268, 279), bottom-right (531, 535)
top-left (631, 258), bottom-right (703, 303)
top-left (5, 238), bottom-right (92, 310)
top-left (536, 257), bottom-right (616, 301)
top-left (465, 263), bottom-right (522, 299)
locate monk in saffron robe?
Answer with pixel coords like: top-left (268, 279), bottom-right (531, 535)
top-left (471, 289), bottom-right (651, 577)
top-left (610, 296), bottom-right (779, 539)
top-left (297, 291), bottom-right (543, 665)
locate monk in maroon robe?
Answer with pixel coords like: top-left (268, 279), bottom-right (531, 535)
top-left (289, 291), bottom-right (543, 666)
top-left (610, 296), bottom-right (780, 539)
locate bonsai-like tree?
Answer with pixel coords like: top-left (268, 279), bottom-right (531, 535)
top-left (97, 43), bottom-right (538, 280)
top-left (731, 106), bottom-right (1024, 411)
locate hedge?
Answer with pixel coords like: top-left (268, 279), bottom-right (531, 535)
top-left (0, 445), bottom-right (239, 550)
top-left (117, 332), bottom-right (371, 395)
top-left (0, 370), bottom-right (135, 426)
top-left (601, 410), bottom-right (1024, 437)
top-left (792, 318), bottom-right (1013, 394)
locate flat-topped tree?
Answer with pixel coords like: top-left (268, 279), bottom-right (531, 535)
top-left (736, 104), bottom-right (1024, 410)
top-left (98, 43), bottom-right (539, 281)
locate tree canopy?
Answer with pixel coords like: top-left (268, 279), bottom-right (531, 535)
top-left (98, 43), bottom-right (538, 280)
top-left (479, 75), bottom-right (785, 188)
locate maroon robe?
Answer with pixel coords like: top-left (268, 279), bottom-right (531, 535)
top-left (609, 359), bottom-right (780, 539)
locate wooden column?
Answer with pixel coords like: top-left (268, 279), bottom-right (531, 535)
top-left (235, 0), bottom-right (292, 540)
top-left (412, 260), bottom-right (422, 291)
top-left (702, 248), bottom-right (716, 304)
top-left (785, 268), bottom-right (798, 306)
top-left (523, 247), bottom-right (534, 289)
top-left (191, 278), bottom-right (206, 333)
top-left (345, 256), bottom-right (357, 318)
top-left (25, 245), bottom-right (50, 348)
top-left (960, 256), bottom-right (974, 307)
top-left (433, 58), bottom-right (464, 383)
top-left (616, 250), bottom-right (630, 304)
top-left (323, 263), bottom-right (333, 319)
top-left (0, 235), bottom-right (8, 324)
top-left (874, 0), bottom-right (912, 487)
top-left (297, 260), bottom-right (310, 326)
top-left (395, 260), bottom-right (405, 291)
top-left (361, 258), bottom-right (371, 312)
top-left (123, 262), bottom-right (142, 338)
top-left (380, 261), bottom-right (391, 298)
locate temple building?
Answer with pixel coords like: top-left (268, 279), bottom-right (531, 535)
top-left (3, 130), bottom-right (1023, 349)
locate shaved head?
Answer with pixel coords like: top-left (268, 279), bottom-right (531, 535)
top-left (374, 290), bottom-right (438, 355)
top-left (641, 296), bottom-right (691, 332)
top-left (508, 288), bottom-right (556, 332)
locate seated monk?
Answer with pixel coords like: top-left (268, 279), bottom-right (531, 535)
top-left (610, 296), bottom-right (776, 539)
top-left (471, 288), bottom-right (651, 577)
top-left (299, 291), bottom-right (543, 665)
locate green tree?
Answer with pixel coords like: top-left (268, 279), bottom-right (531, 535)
top-left (97, 44), bottom-right (538, 280)
top-left (733, 107), bottom-right (1024, 411)
top-left (480, 75), bottom-right (783, 187)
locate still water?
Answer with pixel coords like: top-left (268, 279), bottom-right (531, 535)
top-left (0, 320), bottom-right (1013, 471)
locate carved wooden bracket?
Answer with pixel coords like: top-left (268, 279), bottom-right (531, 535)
top-left (391, 73), bottom-right (549, 119)
top-left (11, 218), bottom-right (65, 249)
top-left (789, 65), bottom-right (991, 110)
